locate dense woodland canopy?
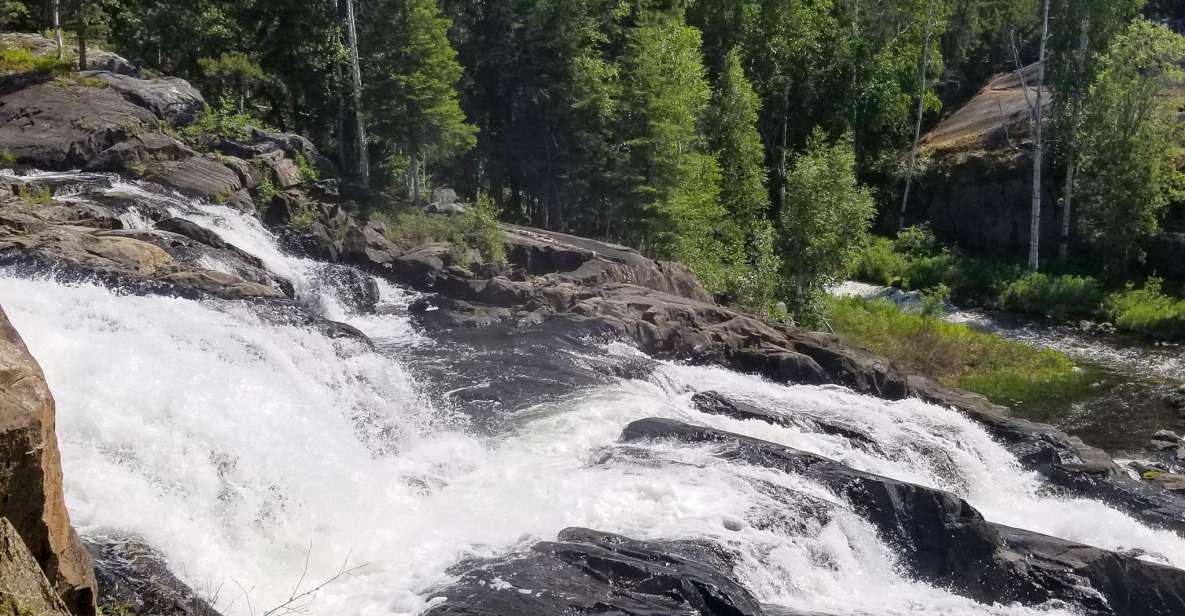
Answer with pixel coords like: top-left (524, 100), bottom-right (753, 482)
top-left (2, 0), bottom-right (1184, 320)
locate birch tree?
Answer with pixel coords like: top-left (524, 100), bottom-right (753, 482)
top-left (342, 0), bottom-right (369, 185)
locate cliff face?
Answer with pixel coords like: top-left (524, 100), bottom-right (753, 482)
top-left (906, 65), bottom-right (1185, 276)
top-left (0, 306), bottom-right (96, 615)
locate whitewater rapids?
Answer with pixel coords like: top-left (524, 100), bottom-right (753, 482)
top-left (1, 178), bottom-right (1181, 616)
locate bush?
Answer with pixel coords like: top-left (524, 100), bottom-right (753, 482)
top-left (182, 101), bottom-right (257, 142)
top-left (893, 224), bottom-right (940, 257)
top-left (1000, 272), bottom-right (1105, 319)
top-left (1105, 278), bottom-right (1185, 339)
top-left (375, 196), bottom-right (506, 265)
top-left (853, 237), bottom-right (907, 286)
top-left (828, 297), bottom-right (1095, 411)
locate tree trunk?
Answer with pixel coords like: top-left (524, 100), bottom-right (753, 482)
top-left (52, 0), bottom-right (63, 60)
top-left (410, 150), bottom-right (422, 204)
top-left (342, 0), bottom-right (369, 185)
top-left (899, 0), bottom-right (937, 230)
top-left (1029, 0), bottom-right (1051, 272)
top-left (778, 82), bottom-right (790, 214)
top-left (1060, 15), bottom-right (1091, 261)
top-left (77, 0), bottom-right (88, 72)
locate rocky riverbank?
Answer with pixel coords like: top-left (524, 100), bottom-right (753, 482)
top-left (4, 34), bottom-right (1185, 616)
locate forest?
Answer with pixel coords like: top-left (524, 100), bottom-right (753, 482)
top-left (3, 0), bottom-right (1185, 326)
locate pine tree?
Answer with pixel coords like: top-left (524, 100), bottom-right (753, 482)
top-left (617, 16), bottom-right (730, 292)
top-left (708, 48), bottom-right (779, 309)
top-left (363, 0), bottom-right (477, 201)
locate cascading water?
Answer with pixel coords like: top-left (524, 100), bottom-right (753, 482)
top-left (2, 173), bottom-right (1182, 615)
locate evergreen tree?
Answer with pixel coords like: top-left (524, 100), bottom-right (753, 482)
top-left (362, 0), bottom-right (477, 201)
top-left (617, 16), bottom-right (730, 291)
top-left (708, 48), bottom-right (779, 308)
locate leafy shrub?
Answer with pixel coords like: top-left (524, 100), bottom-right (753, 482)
top-left (1000, 272), bottom-right (1105, 319)
top-left (376, 196), bottom-right (506, 265)
top-left (893, 224), bottom-right (940, 257)
top-left (182, 100), bottom-right (257, 141)
top-left (1105, 278), bottom-right (1185, 339)
top-left (853, 237), bottom-right (906, 286)
top-left (294, 153), bottom-right (320, 184)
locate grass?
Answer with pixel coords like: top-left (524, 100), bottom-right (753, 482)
top-left (0, 47), bottom-right (73, 76)
top-left (828, 296), bottom-right (1097, 411)
top-left (371, 197), bottom-right (506, 265)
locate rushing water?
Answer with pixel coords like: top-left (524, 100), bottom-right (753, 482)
top-left (1, 175), bottom-right (1182, 615)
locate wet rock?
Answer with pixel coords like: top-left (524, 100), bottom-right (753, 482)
top-left (0, 307), bottom-right (97, 615)
top-left (0, 79), bottom-right (158, 169)
top-left (0, 518), bottom-right (72, 616)
top-left (84, 534), bottom-right (223, 616)
top-left (312, 266), bottom-right (380, 314)
top-left (622, 418), bottom-right (1185, 616)
top-left (139, 156), bottom-right (245, 204)
top-left (424, 528), bottom-right (762, 616)
top-left (0, 221), bottom-right (282, 301)
top-left (691, 391), bottom-right (880, 451)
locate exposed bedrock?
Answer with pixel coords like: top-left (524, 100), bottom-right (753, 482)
top-left (423, 527), bottom-right (765, 616)
top-left (620, 418), bottom-right (1185, 616)
top-left (0, 306), bottom-right (97, 615)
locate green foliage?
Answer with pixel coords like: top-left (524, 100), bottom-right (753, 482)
top-left (893, 224), bottom-right (941, 258)
top-left (294, 153), bottom-right (320, 184)
top-left (0, 150), bottom-right (16, 165)
top-left (197, 52), bottom-right (270, 113)
top-left (375, 198), bottom-right (506, 265)
top-left (288, 198), bottom-right (319, 231)
top-left (251, 158), bottom-right (278, 203)
top-left (779, 129), bottom-right (876, 323)
top-left (828, 296), bottom-right (1095, 409)
top-left (728, 219), bottom-right (784, 314)
top-left (363, 0), bottom-right (477, 193)
top-left (182, 101), bottom-right (257, 142)
top-left (0, 47), bottom-right (74, 76)
top-left (1000, 273), bottom-right (1105, 319)
top-left (1076, 19), bottom-right (1185, 277)
top-left (19, 185), bottom-right (54, 206)
top-left (854, 237), bottom-right (908, 286)
top-left (616, 16), bottom-right (734, 293)
top-left (1105, 278), bottom-right (1185, 339)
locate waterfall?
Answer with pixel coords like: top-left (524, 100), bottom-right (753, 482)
top-left (1, 173), bottom-right (1179, 616)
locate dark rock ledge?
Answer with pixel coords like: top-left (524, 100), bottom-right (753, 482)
top-left (425, 419), bottom-right (1185, 616)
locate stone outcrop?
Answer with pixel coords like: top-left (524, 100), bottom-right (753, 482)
top-left (0, 518), bottom-right (73, 616)
top-left (0, 306), bottom-right (96, 615)
top-left (621, 418), bottom-right (1185, 616)
top-left (0, 204), bottom-right (284, 301)
top-left (424, 528), bottom-right (763, 616)
top-left (84, 534), bottom-right (224, 616)
top-left (0, 79), bottom-right (160, 170)
top-left (905, 64), bottom-right (1184, 276)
